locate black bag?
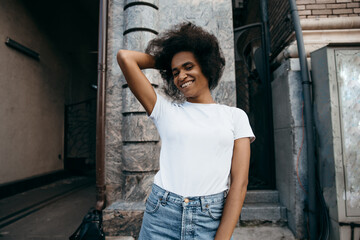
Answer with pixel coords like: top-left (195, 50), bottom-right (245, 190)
top-left (69, 208), bottom-right (105, 240)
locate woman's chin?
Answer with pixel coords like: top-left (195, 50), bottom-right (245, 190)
top-left (182, 92), bottom-right (194, 99)
top-left (179, 89), bottom-right (191, 97)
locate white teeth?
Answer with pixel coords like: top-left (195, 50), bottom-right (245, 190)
top-left (181, 81), bottom-right (193, 88)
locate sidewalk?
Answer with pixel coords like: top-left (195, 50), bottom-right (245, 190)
top-left (0, 175), bottom-right (96, 240)
top-left (0, 176), bottom-right (295, 240)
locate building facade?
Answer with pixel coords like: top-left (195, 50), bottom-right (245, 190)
top-left (1, 0), bottom-right (359, 239)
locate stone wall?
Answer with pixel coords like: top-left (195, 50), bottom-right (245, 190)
top-left (271, 59), bottom-right (308, 239)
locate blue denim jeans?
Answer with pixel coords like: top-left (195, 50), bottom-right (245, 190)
top-left (139, 184), bottom-right (232, 240)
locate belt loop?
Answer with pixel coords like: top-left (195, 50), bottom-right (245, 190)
top-left (161, 191), bottom-right (169, 205)
top-left (200, 197), bottom-right (206, 212)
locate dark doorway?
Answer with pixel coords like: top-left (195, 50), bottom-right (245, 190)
top-left (64, 99), bottom-right (96, 172)
top-left (21, 0), bottom-right (99, 173)
top-left (233, 0), bottom-right (275, 189)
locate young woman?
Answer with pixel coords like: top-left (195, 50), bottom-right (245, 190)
top-left (117, 22), bottom-right (255, 240)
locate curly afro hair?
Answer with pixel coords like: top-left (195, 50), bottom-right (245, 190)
top-left (145, 22), bottom-right (226, 100)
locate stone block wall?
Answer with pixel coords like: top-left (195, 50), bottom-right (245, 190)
top-left (271, 59), bottom-right (308, 239)
top-left (297, 0), bottom-right (360, 18)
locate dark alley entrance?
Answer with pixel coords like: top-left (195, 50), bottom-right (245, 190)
top-left (0, 0), bottom-right (99, 199)
top-left (0, 0), bottom-right (99, 231)
top-left (232, 0), bottom-right (276, 189)
top-left (22, 0), bottom-right (100, 173)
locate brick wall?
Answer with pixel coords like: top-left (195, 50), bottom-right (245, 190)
top-left (297, 0), bottom-right (360, 18)
top-left (268, 0), bottom-right (360, 58)
top-left (269, 0), bottom-right (294, 59)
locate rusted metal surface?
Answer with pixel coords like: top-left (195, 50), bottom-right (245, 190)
top-left (96, 0), bottom-right (108, 211)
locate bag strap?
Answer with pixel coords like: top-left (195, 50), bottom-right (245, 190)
top-left (69, 222), bottom-right (83, 240)
top-left (77, 221), bottom-right (90, 240)
top-left (69, 209), bottom-right (102, 240)
top-left (69, 220), bottom-right (92, 240)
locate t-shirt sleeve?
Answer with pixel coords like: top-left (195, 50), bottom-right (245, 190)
top-left (149, 91), bottom-right (168, 123)
top-left (233, 108), bottom-right (255, 143)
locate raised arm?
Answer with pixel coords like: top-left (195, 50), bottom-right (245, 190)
top-left (116, 49), bottom-right (157, 115)
top-left (215, 137), bottom-right (251, 240)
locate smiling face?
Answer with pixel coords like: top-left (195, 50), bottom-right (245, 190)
top-left (171, 51), bottom-right (213, 103)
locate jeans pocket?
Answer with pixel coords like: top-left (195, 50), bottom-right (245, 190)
top-left (145, 194), bottom-right (160, 213)
top-left (207, 203), bottom-right (224, 220)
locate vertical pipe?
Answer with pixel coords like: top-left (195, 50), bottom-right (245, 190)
top-left (95, 0), bottom-right (107, 211)
top-left (288, 0), bottom-right (317, 238)
top-left (260, 0), bottom-right (271, 58)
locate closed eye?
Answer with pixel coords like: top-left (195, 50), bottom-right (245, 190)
top-left (184, 63), bottom-right (193, 71)
top-left (172, 71), bottom-right (179, 77)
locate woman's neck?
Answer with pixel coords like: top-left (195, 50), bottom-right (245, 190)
top-left (186, 93), bottom-right (215, 104)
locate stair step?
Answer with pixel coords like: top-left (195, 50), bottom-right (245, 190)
top-left (103, 201), bottom-right (145, 237)
top-left (244, 190), bottom-right (279, 203)
top-left (240, 203), bottom-right (287, 222)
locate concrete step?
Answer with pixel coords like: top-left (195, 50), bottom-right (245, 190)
top-left (233, 225), bottom-right (295, 240)
top-left (240, 203), bottom-right (287, 224)
top-left (244, 190), bottom-right (279, 204)
top-left (103, 201), bottom-right (145, 238)
top-left (241, 190), bottom-right (287, 225)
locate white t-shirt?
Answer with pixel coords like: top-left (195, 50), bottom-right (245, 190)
top-left (149, 93), bottom-right (255, 197)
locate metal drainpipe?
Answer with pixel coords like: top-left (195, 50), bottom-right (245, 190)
top-left (288, 0), bottom-right (317, 238)
top-left (95, 0), bottom-right (107, 211)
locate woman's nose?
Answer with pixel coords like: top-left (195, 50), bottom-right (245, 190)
top-left (179, 72), bottom-right (187, 81)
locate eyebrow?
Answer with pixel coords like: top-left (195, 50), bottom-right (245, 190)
top-left (172, 61), bottom-right (193, 72)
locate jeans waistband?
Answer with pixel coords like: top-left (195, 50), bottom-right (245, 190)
top-left (150, 184), bottom-right (227, 208)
